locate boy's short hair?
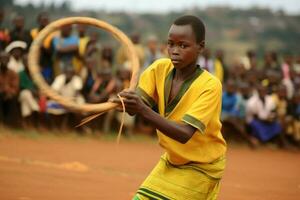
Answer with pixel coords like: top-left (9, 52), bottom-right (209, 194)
top-left (173, 15), bottom-right (205, 43)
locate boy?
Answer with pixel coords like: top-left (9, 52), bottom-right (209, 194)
top-left (112, 15), bottom-right (226, 200)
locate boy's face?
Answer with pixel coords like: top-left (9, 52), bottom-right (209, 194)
top-left (167, 24), bottom-right (202, 69)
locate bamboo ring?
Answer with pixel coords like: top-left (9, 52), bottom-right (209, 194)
top-left (28, 17), bottom-right (140, 114)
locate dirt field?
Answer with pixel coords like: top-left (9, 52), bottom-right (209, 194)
top-left (0, 131), bottom-right (299, 200)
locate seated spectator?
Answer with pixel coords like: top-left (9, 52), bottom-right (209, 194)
top-left (222, 79), bottom-right (240, 119)
top-left (80, 57), bottom-right (97, 100)
top-left (18, 54), bottom-right (40, 128)
top-left (88, 68), bottom-right (117, 103)
top-left (246, 84), bottom-right (282, 144)
top-left (5, 41), bottom-right (27, 73)
top-left (286, 91), bottom-right (300, 146)
top-left (222, 80), bottom-right (257, 147)
top-left (103, 68), bottom-right (135, 135)
top-left (272, 85), bottom-right (288, 134)
top-left (47, 68), bottom-right (84, 130)
top-left (263, 69), bottom-right (281, 95)
top-left (0, 51), bottom-right (20, 127)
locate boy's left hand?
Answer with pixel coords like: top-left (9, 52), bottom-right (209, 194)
top-left (109, 89), bottom-right (147, 116)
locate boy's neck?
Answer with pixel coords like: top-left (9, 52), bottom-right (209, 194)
top-left (174, 63), bottom-right (198, 81)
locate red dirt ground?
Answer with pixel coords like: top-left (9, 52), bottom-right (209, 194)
top-left (0, 133), bottom-right (299, 200)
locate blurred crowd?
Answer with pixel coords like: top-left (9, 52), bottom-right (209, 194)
top-left (0, 11), bottom-right (299, 148)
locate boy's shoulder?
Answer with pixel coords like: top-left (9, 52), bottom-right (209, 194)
top-left (150, 58), bottom-right (172, 69)
top-left (195, 68), bottom-right (222, 92)
top-left (143, 58), bottom-right (172, 73)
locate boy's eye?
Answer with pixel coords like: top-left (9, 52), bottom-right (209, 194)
top-left (179, 44), bottom-right (187, 49)
top-left (167, 41), bottom-right (174, 47)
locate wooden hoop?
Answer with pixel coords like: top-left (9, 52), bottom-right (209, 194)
top-left (28, 17), bottom-right (140, 113)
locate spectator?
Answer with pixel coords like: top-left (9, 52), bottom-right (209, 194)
top-left (116, 33), bottom-right (145, 69)
top-left (263, 51), bottom-right (280, 71)
top-left (222, 80), bottom-right (258, 147)
top-left (88, 68), bottom-right (117, 103)
top-left (286, 91), bottom-right (300, 146)
top-left (246, 84), bottom-right (282, 144)
top-left (47, 67), bottom-right (84, 130)
top-left (197, 48), bottom-right (214, 72)
top-left (0, 51), bottom-right (19, 127)
top-left (103, 68), bottom-right (134, 134)
top-left (81, 56), bottom-right (97, 100)
top-left (282, 54), bottom-right (295, 99)
top-left (294, 54), bottom-right (300, 75)
top-left (30, 12), bottom-right (55, 84)
top-left (9, 15), bottom-right (32, 48)
top-left (100, 45), bottom-right (114, 71)
top-left (18, 54), bottom-right (40, 127)
top-left (222, 79), bottom-right (239, 119)
top-left (272, 85), bottom-right (289, 138)
top-left (52, 25), bottom-right (79, 76)
top-left (143, 35), bottom-right (162, 71)
top-left (214, 49), bottom-right (225, 83)
top-left (0, 9), bottom-right (10, 51)
top-left (241, 50), bottom-right (256, 70)
top-left (84, 31), bottom-right (102, 73)
top-left (159, 41), bottom-right (168, 58)
top-left (5, 40), bottom-right (27, 73)
top-left (76, 24), bottom-right (90, 74)
top-left (50, 67), bottom-right (84, 107)
top-left (263, 69), bottom-right (281, 95)
top-left (281, 53), bottom-right (293, 80)
top-left (229, 61), bottom-right (247, 83)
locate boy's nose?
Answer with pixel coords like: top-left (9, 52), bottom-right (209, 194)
top-left (172, 46), bottom-right (180, 55)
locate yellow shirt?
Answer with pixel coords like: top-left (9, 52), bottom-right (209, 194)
top-left (137, 58), bottom-right (226, 165)
top-left (214, 59), bottom-right (224, 83)
top-left (30, 28), bottom-right (58, 49)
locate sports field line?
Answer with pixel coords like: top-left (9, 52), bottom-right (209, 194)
top-left (0, 155), bottom-right (89, 172)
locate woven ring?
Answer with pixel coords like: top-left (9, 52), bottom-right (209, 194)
top-left (28, 17), bottom-right (140, 114)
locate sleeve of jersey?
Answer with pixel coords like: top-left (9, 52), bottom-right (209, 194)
top-left (181, 80), bottom-right (222, 134)
top-left (136, 63), bottom-right (158, 109)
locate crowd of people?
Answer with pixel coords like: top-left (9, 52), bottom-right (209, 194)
top-left (0, 11), bottom-right (299, 148)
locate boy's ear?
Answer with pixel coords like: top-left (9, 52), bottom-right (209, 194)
top-left (197, 40), bottom-right (205, 54)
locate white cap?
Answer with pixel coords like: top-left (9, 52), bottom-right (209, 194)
top-left (5, 41), bottom-right (27, 53)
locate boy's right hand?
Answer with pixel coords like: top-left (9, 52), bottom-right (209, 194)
top-left (109, 89), bottom-right (147, 116)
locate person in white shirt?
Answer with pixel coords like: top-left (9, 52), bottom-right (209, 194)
top-left (246, 83), bottom-right (282, 142)
top-left (47, 68), bottom-right (84, 115)
top-left (5, 41), bottom-right (27, 73)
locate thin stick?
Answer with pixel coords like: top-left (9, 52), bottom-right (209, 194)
top-left (76, 94), bottom-right (126, 145)
top-left (116, 94), bottom-right (125, 144)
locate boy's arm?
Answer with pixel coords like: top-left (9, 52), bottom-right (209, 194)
top-left (112, 90), bottom-right (196, 144)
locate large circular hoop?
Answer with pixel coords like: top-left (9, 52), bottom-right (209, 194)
top-left (28, 17), bottom-right (140, 114)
